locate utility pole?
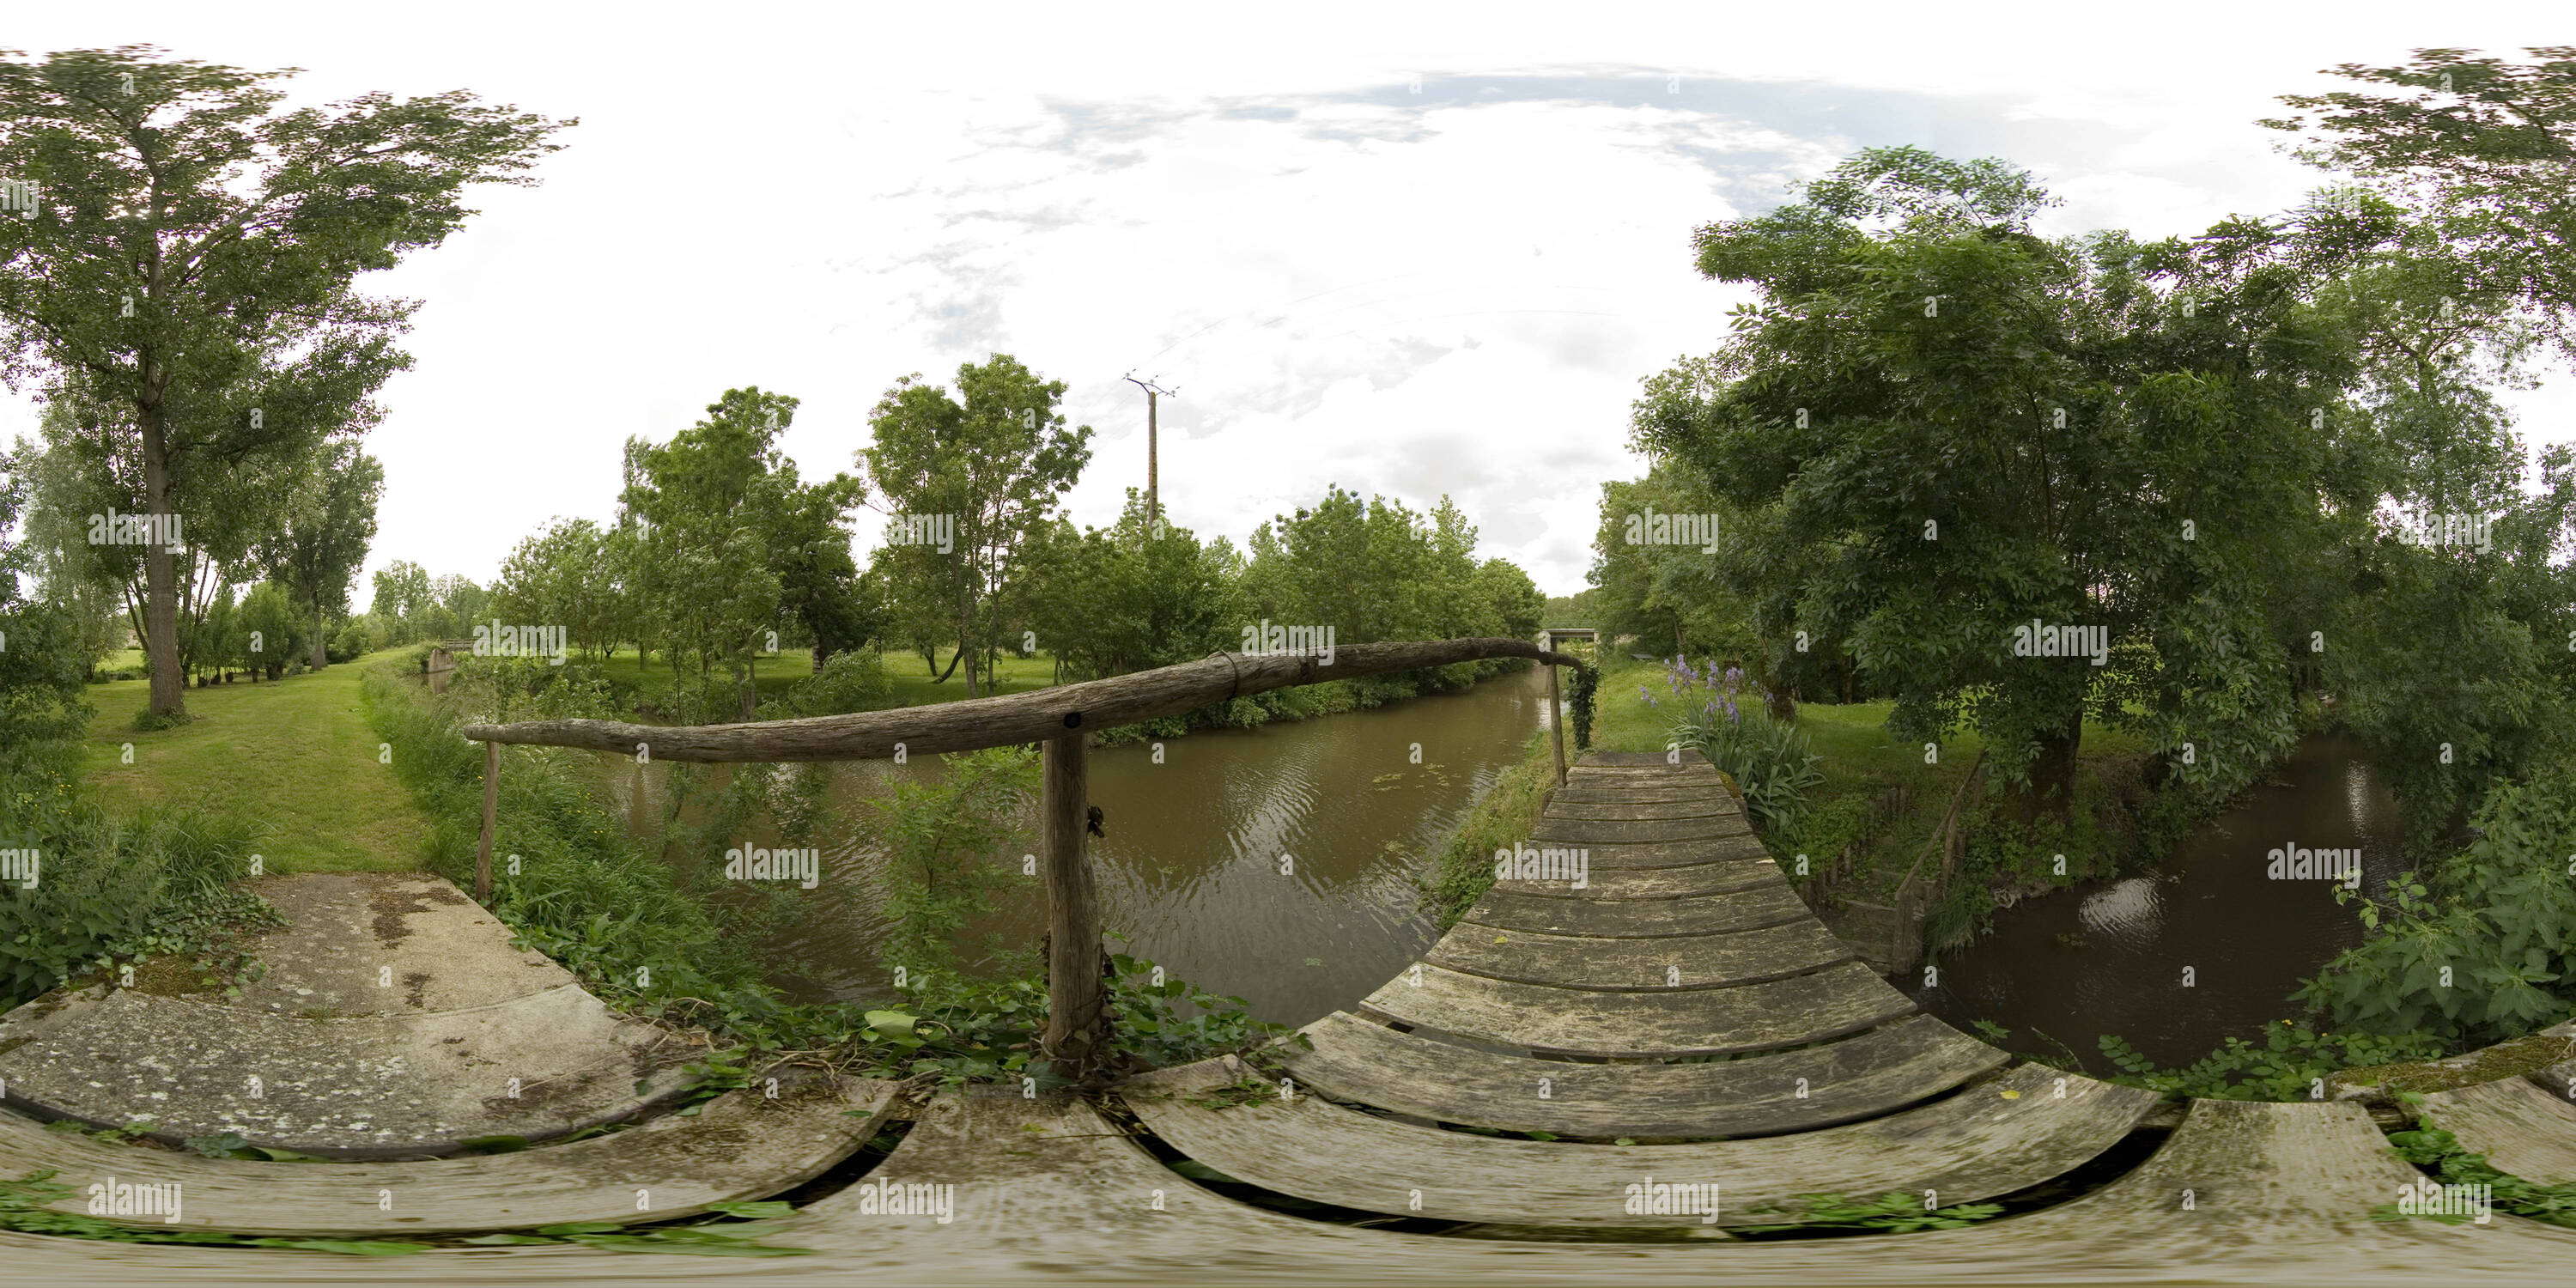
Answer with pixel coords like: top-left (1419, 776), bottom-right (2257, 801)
top-left (1122, 373), bottom-right (1176, 526)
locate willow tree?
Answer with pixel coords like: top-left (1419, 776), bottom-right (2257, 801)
top-left (0, 46), bottom-right (568, 716)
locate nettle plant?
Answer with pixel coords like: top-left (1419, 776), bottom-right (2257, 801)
top-left (2298, 759), bottom-right (2576, 1042)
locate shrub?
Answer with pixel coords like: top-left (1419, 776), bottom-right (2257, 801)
top-left (788, 651), bottom-right (894, 717)
top-left (0, 740), bottom-right (263, 1008)
top-left (326, 620), bottom-right (374, 663)
top-left (2297, 757), bottom-right (2576, 1044)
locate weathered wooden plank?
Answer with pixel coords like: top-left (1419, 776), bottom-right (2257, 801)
top-left (1864, 1098), bottom-right (2575, 1266)
top-left (1580, 750), bottom-right (1710, 768)
top-left (1279, 1012), bottom-right (2010, 1138)
top-left (1550, 782), bottom-right (1729, 805)
top-left (1532, 817), bottom-right (1751, 845)
top-left (1466, 882), bottom-right (1812, 937)
top-left (2424, 1075), bottom-right (2576, 1184)
top-left (1545, 799), bottom-right (1736, 821)
top-left (1124, 1059), bottom-right (2151, 1227)
top-left (0, 1078), bottom-right (894, 1235)
top-left (1545, 835), bottom-right (1771, 868)
top-left (787, 1089), bottom-right (1504, 1279)
top-left (1039, 732), bottom-right (1104, 1074)
top-left (1425, 918), bottom-right (1852, 991)
top-left (465, 637), bottom-right (1583, 762)
top-left (1567, 766), bottom-right (1722, 785)
top-left (1360, 961), bottom-right (1914, 1057)
top-left (1490, 857), bottom-right (1779, 902)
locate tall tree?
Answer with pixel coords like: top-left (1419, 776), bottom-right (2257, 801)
top-left (2267, 46), bottom-right (2576, 362)
top-left (1644, 147), bottom-right (2391, 816)
top-left (860, 356), bottom-right (1092, 697)
top-left (252, 441), bottom-right (382, 669)
top-left (0, 46), bottom-right (569, 716)
top-left (623, 386), bottom-right (863, 716)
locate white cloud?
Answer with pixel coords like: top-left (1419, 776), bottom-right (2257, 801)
top-left (3, 3), bottom-right (2571, 598)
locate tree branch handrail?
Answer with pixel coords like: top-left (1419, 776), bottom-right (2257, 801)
top-left (461, 636), bottom-right (1588, 761)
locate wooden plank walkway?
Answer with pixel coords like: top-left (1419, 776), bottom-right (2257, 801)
top-left (1121, 749), bottom-right (2153, 1226)
top-left (0, 1077), bottom-right (896, 1235)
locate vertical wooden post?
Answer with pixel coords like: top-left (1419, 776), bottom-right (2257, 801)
top-left (1039, 731), bottom-right (1104, 1077)
top-left (475, 742), bottom-right (499, 902)
top-left (1546, 661), bottom-right (1569, 787)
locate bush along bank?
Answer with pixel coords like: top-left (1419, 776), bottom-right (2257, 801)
top-left (0, 736), bottom-right (279, 1013)
top-left (1418, 729), bottom-right (1564, 929)
top-left (363, 658), bottom-right (1291, 1089)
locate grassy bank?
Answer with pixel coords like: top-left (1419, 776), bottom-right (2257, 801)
top-left (74, 651), bottom-right (431, 873)
top-left (1419, 730), bottom-right (1562, 928)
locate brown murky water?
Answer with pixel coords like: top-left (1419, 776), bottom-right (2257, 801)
top-left (1910, 737), bottom-right (2394, 1071)
top-left (623, 666), bottom-right (1554, 1024)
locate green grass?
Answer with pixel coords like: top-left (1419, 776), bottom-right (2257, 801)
top-left (576, 646), bottom-right (1060, 709)
top-left (878, 648), bottom-right (1059, 706)
top-left (1594, 653), bottom-right (2156, 787)
top-left (76, 651), bottom-right (432, 873)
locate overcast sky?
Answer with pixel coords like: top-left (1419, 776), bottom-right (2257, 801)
top-left (4, 5), bottom-right (2571, 598)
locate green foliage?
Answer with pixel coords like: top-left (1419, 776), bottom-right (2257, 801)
top-left (489, 518), bottom-right (632, 661)
top-left (251, 441), bottom-right (384, 669)
top-left (786, 649), bottom-right (894, 716)
top-left (2374, 1126), bottom-right (2576, 1230)
top-left (0, 735), bottom-right (265, 1008)
top-left (622, 386), bottom-right (870, 713)
top-left (2299, 758), bottom-right (2576, 1042)
top-left (869, 746), bottom-right (1039, 980)
top-left (1021, 494), bottom-right (1242, 681)
top-left (862, 355), bottom-right (1092, 696)
top-left (1565, 658), bottom-right (1600, 752)
top-left (1588, 459), bottom-right (1761, 663)
top-left (1638, 145), bottom-right (2395, 816)
top-left (0, 47), bottom-right (570, 717)
top-left (2097, 1024), bottom-right (2445, 1101)
top-left (1664, 662), bottom-right (1826, 833)
top-left (2268, 47), bottom-right (2576, 363)
top-left (236, 580), bottom-right (307, 681)
top-left (1419, 732), bottom-right (1559, 927)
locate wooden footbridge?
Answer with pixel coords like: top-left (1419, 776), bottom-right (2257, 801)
top-left (10, 640), bottom-right (2576, 1281)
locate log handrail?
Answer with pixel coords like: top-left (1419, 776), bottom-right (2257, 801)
top-left (464, 636), bottom-right (1584, 762)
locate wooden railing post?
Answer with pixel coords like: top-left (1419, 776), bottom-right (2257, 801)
top-left (1039, 730), bottom-right (1105, 1078)
top-left (1546, 662), bottom-right (1569, 787)
top-left (475, 741), bottom-right (499, 902)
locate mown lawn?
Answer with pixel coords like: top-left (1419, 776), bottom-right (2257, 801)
top-left (1589, 650), bottom-right (2158, 789)
top-left (579, 645), bottom-right (1060, 708)
top-left (78, 650), bottom-right (432, 873)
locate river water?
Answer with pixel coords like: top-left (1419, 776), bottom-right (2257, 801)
top-left (621, 679), bottom-right (2384, 1065)
top-left (1907, 737), bottom-right (2397, 1071)
top-left (624, 666), bottom-right (1556, 1026)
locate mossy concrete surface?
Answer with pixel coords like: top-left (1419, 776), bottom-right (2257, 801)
top-left (0, 873), bottom-right (706, 1157)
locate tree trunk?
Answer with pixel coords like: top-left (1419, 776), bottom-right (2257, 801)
top-left (2017, 707), bottom-right (2084, 823)
top-left (313, 594), bottom-right (330, 670)
top-left (932, 643), bottom-right (965, 684)
top-left (139, 401), bottom-right (185, 717)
